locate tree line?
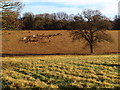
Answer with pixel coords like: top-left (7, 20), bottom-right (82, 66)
top-left (1, 0), bottom-right (120, 30)
top-left (2, 11), bottom-right (120, 30)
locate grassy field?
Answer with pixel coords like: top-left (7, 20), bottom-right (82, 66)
top-left (2, 55), bottom-right (120, 89)
top-left (2, 30), bottom-right (119, 55)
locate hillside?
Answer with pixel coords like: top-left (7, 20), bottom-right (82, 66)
top-left (2, 30), bottom-right (119, 55)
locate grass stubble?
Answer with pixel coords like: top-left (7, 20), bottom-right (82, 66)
top-left (1, 54), bottom-right (120, 89)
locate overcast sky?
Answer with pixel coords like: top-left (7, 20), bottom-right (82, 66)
top-left (19, 0), bottom-right (119, 19)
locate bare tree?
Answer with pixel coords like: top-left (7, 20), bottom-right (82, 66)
top-left (51, 13), bottom-right (57, 20)
top-left (56, 12), bottom-right (69, 20)
top-left (2, 0), bottom-right (23, 30)
top-left (1, 0), bottom-right (23, 12)
top-left (71, 9), bottom-right (113, 54)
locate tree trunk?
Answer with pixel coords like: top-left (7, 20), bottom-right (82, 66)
top-left (90, 43), bottom-right (94, 54)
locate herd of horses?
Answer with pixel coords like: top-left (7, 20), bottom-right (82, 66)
top-left (20, 33), bottom-right (62, 43)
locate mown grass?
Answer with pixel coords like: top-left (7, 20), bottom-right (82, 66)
top-left (2, 55), bottom-right (120, 89)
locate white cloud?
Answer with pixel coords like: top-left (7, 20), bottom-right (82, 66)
top-left (21, 5), bottom-right (83, 15)
top-left (20, 0), bottom-right (119, 5)
top-left (20, 0), bottom-right (119, 19)
top-left (100, 4), bottom-right (118, 17)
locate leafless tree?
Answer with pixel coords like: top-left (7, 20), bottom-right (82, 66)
top-left (56, 12), bottom-right (69, 20)
top-left (1, 0), bottom-right (23, 12)
top-left (71, 9), bottom-right (113, 54)
top-left (2, 0), bottom-right (23, 30)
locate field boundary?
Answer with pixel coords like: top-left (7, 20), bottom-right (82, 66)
top-left (1, 52), bottom-right (119, 57)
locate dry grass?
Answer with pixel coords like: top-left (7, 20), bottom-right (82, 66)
top-left (1, 30), bottom-right (119, 55)
top-left (2, 55), bottom-right (120, 89)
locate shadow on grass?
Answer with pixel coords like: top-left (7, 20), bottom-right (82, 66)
top-left (89, 62), bottom-right (120, 67)
top-left (2, 87), bottom-right (120, 90)
top-left (1, 52), bottom-right (120, 57)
